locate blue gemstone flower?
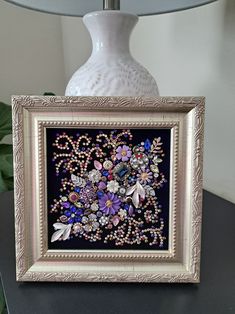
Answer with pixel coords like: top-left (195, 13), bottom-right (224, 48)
top-left (64, 206), bottom-right (83, 224)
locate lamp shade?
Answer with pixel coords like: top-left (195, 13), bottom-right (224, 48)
top-left (4, 0), bottom-right (217, 17)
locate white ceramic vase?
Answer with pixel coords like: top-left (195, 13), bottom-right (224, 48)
top-left (65, 10), bottom-right (159, 96)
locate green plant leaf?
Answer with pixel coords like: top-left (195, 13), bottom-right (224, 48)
top-left (0, 144), bottom-right (13, 192)
top-left (0, 102), bottom-right (12, 141)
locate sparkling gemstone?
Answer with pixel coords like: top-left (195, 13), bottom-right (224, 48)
top-left (82, 216), bottom-right (89, 223)
top-left (97, 211), bottom-right (103, 218)
top-left (60, 215), bottom-right (68, 222)
top-left (74, 201), bottom-right (83, 208)
top-left (74, 187), bottom-right (81, 193)
top-left (118, 187), bottom-right (126, 195)
top-left (80, 186), bottom-right (96, 203)
top-left (130, 153), bottom-right (148, 169)
top-left (68, 192), bottom-right (79, 203)
top-left (150, 164), bottom-right (159, 173)
top-left (64, 210), bottom-right (71, 217)
top-left (153, 156), bottom-right (163, 165)
top-left (98, 181), bottom-right (106, 190)
top-left (97, 190), bottom-right (104, 198)
top-left (144, 139), bottom-right (151, 151)
top-left (128, 205), bottom-right (134, 216)
top-left (84, 209), bottom-right (92, 215)
top-left (103, 160), bottom-right (113, 170)
top-left (94, 160), bottom-right (102, 170)
top-left (102, 170), bottom-right (109, 177)
top-left (70, 205), bottom-right (77, 213)
top-left (62, 201), bottom-right (70, 209)
top-left (113, 162), bottom-right (130, 181)
top-left (76, 209), bottom-right (83, 216)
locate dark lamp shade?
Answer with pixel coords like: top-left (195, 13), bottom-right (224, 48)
top-left (4, 0), bottom-right (217, 17)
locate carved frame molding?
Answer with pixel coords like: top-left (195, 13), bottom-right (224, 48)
top-left (12, 96), bottom-right (204, 282)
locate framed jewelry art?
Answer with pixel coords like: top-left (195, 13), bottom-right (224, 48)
top-left (12, 96), bottom-right (204, 283)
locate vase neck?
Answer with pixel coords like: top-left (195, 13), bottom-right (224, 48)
top-left (83, 11), bottom-right (138, 55)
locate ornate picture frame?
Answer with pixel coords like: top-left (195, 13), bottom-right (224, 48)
top-left (12, 96), bottom-right (204, 282)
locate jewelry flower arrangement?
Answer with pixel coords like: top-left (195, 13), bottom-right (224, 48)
top-left (49, 129), bottom-right (168, 248)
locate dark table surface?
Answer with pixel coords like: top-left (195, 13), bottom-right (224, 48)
top-left (0, 190), bottom-right (235, 314)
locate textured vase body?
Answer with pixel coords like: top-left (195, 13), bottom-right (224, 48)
top-left (65, 11), bottom-right (159, 96)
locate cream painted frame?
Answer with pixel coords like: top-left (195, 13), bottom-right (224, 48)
top-left (12, 96), bottom-right (204, 282)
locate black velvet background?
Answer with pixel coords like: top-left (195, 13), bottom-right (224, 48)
top-left (47, 128), bottom-right (171, 251)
